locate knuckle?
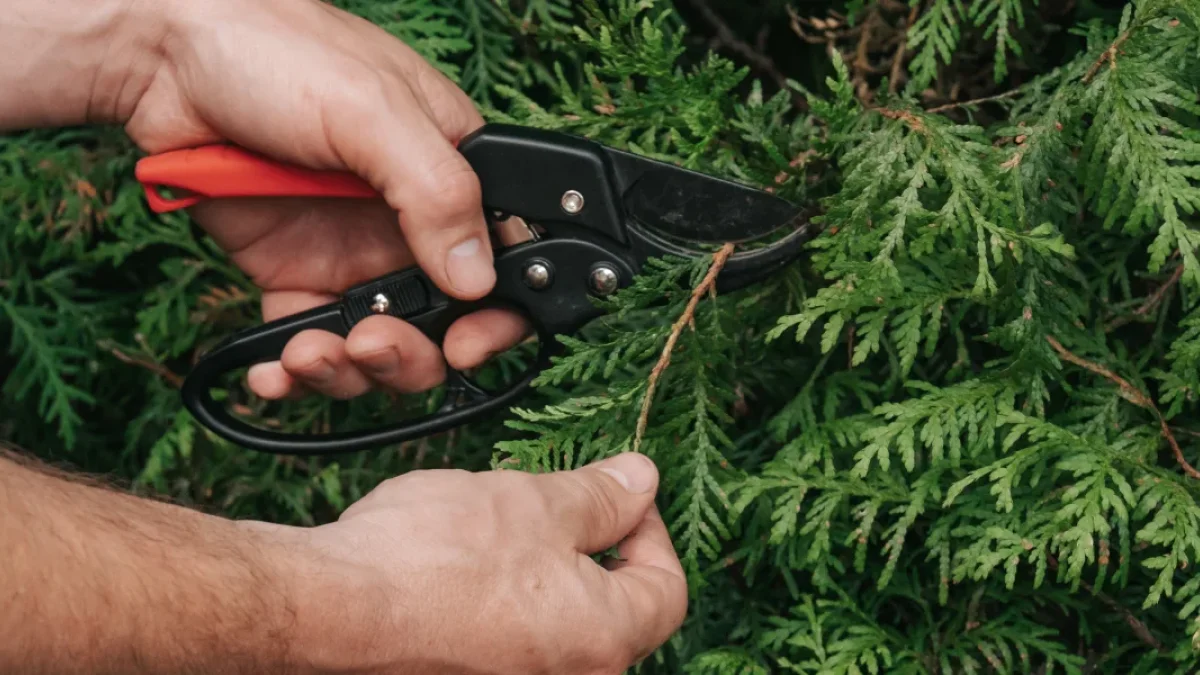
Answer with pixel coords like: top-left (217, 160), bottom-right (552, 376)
top-left (414, 66), bottom-right (483, 137)
top-left (564, 473), bottom-right (623, 535)
top-left (381, 468), bottom-right (470, 498)
top-left (339, 469), bottom-right (422, 517)
top-left (376, 470), bottom-right (424, 493)
top-left (496, 472), bottom-right (552, 522)
top-left (333, 68), bottom-right (393, 119)
top-left (416, 155), bottom-right (483, 218)
top-left (316, 67), bottom-right (405, 182)
top-left (323, 73), bottom-right (394, 150)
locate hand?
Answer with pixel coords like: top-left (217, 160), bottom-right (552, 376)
top-left (0, 3), bottom-right (691, 672)
top-left (1, 446), bottom-right (687, 675)
top-left (124, 0), bottom-right (529, 400)
top-left (272, 452), bottom-right (689, 674)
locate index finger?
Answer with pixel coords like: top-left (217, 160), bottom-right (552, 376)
top-left (601, 504), bottom-right (689, 663)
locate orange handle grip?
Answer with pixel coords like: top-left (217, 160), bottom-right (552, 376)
top-left (135, 145), bottom-right (381, 213)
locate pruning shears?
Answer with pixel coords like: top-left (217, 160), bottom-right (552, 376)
top-left (135, 123), bottom-right (813, 455)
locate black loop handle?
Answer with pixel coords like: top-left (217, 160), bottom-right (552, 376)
top-left (181, 239), bottom-right (636, 455)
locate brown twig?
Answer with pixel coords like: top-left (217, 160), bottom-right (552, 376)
top-left (1174, 427), bottom-right (1200, 440)
top-left (851, 9), bottom-right (879, 100)
top-left (1045, 336), bottom-right (1200, 479)
top-left (876, 106), bottom-right (927, 133)
top-left (687, 0), bottom-right (807, 110)
top-left (786, 6), bottom-right (852, 48)
top-left (1045, 554), bottom-right (1165, 653)
top-left (854, 14), bottom-right (873, 71)
top-left (101, 340), bottom-right (184, 388)
top-left (925, 87), bottom-right (1023, 114)
top-left (1140, 264), bottom-right (1185, 313)
top-left (1104, 263), bottom-right (1185, 332)
top-left (633, 243), bottom-right (735, 452)
top-left (1083, 30), bottom-right (1131, 83)
top-left (888, 4), bottom-right (920, 93)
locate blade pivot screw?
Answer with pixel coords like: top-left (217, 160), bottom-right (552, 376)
top-left (371, 293), bottom-right (390, 314)
top-left (589, 265), bottom-right (620, 296)
top-left (523, 261), bottom-right (553, 290)
top-left (561, 190), bottom-right (585, 215)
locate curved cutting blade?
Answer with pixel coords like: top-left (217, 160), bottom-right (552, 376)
top-left (608, 149), bottom-right (801, 244)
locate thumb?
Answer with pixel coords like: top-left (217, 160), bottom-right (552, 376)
top-left (538, 453), bottom-right (661, 555)
top-left (323, 71), bottom-right (495, 301)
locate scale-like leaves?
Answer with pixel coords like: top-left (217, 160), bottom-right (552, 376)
top-left (9, 0), bottom-right (1200, 672)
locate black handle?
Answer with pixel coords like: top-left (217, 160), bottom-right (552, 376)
top-left (181, 238), bottom-right (637, 455)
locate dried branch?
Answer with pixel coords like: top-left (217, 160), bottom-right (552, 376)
top-left (1046, 554), bottom-right (1165, 653)
top-left (686, 0), bottom-right (807, 110)
top-left (926, 87), bottom-right (1022, 114)
top-left (852, 9), bottom-right (880, 100)
top-left (1174, 426), bottom-right (1200, 440)
top-left (888, 4), bottom-right (920, 93)
top-left (1083, 30), bottom-right (1132, 83)
top-left (1139, 263), bottom-right (1185, 313)
top-left (1045, 336), bottom-right (1200, 479)
top-left (847, 323), bottom-right (856, 368)
top-left (100, 339), bottom-right (184, 389)
top-left (634, 243), bottom-right (735, 452)
top-left (786, 6), bottom-right (856, 47)
top-left (1104, 262), bottom-right (1184, 332)
top-left (876, 106), bottom-right (928, 133)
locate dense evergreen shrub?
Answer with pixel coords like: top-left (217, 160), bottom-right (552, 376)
top-left (5, 0), bottom-right (1200, 671)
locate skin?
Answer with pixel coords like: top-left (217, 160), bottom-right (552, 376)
top-left (0, 0), bottom-right (689, 673)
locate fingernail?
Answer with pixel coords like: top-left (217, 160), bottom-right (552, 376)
top-left (247, 363), bottom-right (287, 400)
top-left (598, 453), bottom-right (657, 494)
top-left (304, 358), bottom-right (336, 383)
top-left (361, 346), bottom-right (401, 374)
top-left (446, 236), bottom-right (495, 297)
top-left (247, 363), bottom-right (273, 380)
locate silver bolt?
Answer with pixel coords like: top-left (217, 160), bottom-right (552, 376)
top-left (523, 261), bottom-right (552, 290)
top-left (589, 265), bottom-right (620, 296)
top-left (561, 190), bottom-right (585, 215)
top-left (371, 293), bottom-right (390, 314)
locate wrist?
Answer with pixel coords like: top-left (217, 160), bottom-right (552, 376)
top-left (0, 0), bottom-right (172, 130)
top-left (249, 520), bottom-right (406, 674)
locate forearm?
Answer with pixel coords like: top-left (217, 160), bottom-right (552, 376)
top-left (0, 0), bottom-right (169, 130)
top-left (0, 449), bottom-right (321, 674)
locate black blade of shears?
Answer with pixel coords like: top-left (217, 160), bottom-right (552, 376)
top-left (605, 147), bottom-right (802, 244)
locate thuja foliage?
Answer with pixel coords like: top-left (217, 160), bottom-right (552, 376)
top-left (7, 0), bottom-right (1200, 671)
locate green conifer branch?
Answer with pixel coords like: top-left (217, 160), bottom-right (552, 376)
top-left (10, 0), bottom-right (1200, 670)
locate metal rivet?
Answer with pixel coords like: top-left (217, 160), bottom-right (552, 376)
top-left (523, 261), bottom-right (553, 290)
top-left (561, 190), bottom-right (585, 215)
top-left (589, 265), bottom-right (620, 296)
top-left (371, 293), bottom-right (390, 314)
